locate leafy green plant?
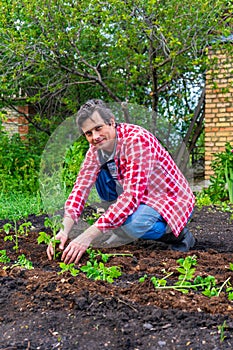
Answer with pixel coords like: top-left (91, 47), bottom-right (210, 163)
top-left (56, 248), bottom-right (128, 283)
top-left (37, 215), bottom-right (63, 260)
top-left (195, 192), bottom-right (213, 209)
top-left (2, 221), bottom-right (32, 251)
top-left (203, 142), bottom-right (233, 203)
top-left (86, 247), bottom-right (133, 263)
top-left (3, 254), bottom-right (34, 270)
top-left (80, 247), bottom-right (125, 283)
top-left (58, 262), bottom-right (79, 277)
top-left (80, 260), bottom-right (122, 283)
top-left (139, 255), bottom-right (232, 297)
top-left (0, 249), bottom-right (10, 263)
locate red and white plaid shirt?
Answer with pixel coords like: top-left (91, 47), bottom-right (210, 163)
top-left (65, 123), bottom-right (195, 236)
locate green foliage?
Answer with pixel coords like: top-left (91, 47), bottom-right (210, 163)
top-left (86, 247), bottom-right (133, 263)
top-left (195, 192), bottom-right (213, 209)
top-left (139, 255), bottom-right (233, 298)
top-left (12, 254), bottom-right (34, 270)
top-left (2, 221), bottom-right (32, 251)
top-left (56, 247), bottom-right (125, 283)
top-left (37, 215), bottom-right (63, 260)
top-left (0, 191), bottom-right (43, 220)
top-left (58, 262), bottom-right (79, 277)
top-left (0, 0), bottom-right (231, 137)
top-left (203, 143), bottom-right (233, 203)
top-left (62, 136), bottom-right (89, 191)
top-left (80, 247), bottom-right (127, 283)
top-left (0, 250), bottom-right (11, 263)
top-left (0, 132), bottom-right (40, 194)
top-left (80, 260), bottom-right (122, 283)
top-left (37, 231), bottom-right (52, 245)
top-left (218, 321), bottom-right (228, 343)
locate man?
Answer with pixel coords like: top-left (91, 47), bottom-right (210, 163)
top-left (47, 99), bottom-right (195, 264)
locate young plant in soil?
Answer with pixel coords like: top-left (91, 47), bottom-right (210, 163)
top-left (2, 221), bottom-right (32, 252)
top-left (58, 262), bottom-right (79, 277)
top-left (139, 255), bottom-right (232, 298)
top-left (86, 247), bottom-right (133, 263)
top-left (0, 250), bottom-right (11, 263)
top-left (218, 321), bottom-right (228, 342)
top-left (3, 254), bottom-right (34, 270)
top-left (57, 247), bottom-right (132, 283)
top-left (37, 215), bottom-right (63, 260)
top-left (79, 247), bottom-right (133, 283)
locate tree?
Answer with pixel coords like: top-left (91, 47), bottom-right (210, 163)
top-left (0, 0), bottom-right (232, 145)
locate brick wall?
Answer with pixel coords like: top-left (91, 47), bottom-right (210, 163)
top-left (2, 105), bottom-right (30, 139)
top-left (205, 49), bottom-right (233, 179)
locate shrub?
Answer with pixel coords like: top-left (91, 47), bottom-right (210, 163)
top-left (203, 142), bottom-right (233, 203)
top-left (0, 131), bottom-right (40, 193)
top-left (62, 136), bottom-right (89, 191)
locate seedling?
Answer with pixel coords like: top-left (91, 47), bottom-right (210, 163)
top-left (139, 255), bottom-right (232, 297)
top-left (0, 250), bottom-right (11, 263)
top-left (80, 260), bottom-right (122, 283)
top-left (218, 321), bottom-right (227, 342)
top-left (56, 248), bottom-right (128, 283)
top-left (3, 254), bottom-right (34, 270)
top-left (58, 262), bottom-right (79, 276)
top-left (86, 247), bottom-right (133, 263)
top-left (2, 221), bottom-right (32, 251)
top-left (37, 215), bottom-right (63, 260)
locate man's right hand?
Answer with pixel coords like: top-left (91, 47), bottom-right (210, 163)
top-left (46, 231), bottom-right (68, 260)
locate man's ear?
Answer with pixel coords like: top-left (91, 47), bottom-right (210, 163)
top-left (109, 117), bottom-right (115, 127)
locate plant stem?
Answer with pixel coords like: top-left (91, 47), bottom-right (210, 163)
top-left (217, 277), bottom-right (231, 297)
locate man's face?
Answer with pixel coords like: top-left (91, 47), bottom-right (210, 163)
top-left (81, 111), bottom-right (117, 153)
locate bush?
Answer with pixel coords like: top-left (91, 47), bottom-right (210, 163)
top-left (0, 131), bottom-right (40, 193)
top-left (203, 142), bottom-right (233, 203)
top-left (62, 136), bottom-right (89, 191)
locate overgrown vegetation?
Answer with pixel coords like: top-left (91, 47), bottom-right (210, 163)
top-left (196, 142), bottom-right (233, 207)
top-left (0, 130), bottom-right (40, 193)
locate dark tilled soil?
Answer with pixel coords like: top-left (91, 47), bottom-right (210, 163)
top-left (0, 206), bottom-right (233, 350)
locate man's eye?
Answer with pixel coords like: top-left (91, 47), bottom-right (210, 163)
top-left (96, 126), bottom-right (102, 131)
top-left (85, 131), bottom-right (92, 137)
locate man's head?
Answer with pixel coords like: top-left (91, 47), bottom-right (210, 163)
top-left (77, 99), bottom-right (117, 152)
top-left (76, 99), bottom-right (115, 132)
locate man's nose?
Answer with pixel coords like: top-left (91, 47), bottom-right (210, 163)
top-left (92, 129), bottom-right (100, 139)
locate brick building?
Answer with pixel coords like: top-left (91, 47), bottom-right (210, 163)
top-left (2, 105), bottom-right (30, 139)
top-left (205, 44), bottom-right (233, 179)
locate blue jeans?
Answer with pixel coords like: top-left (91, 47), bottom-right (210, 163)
top-left (121, 204), bottom-right (167, 240)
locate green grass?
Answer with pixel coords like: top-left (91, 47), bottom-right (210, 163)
top-left (0, 192), bottom-right (44, 220)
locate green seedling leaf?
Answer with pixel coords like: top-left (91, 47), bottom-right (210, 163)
top-left (37, 231), bottom-right (52, 245)
top-left (139, 274), bottom-right (148, 283)
top-left (58, 262), bottom-right (79, 277)
top-left (0, 250), bottom-right (11, 263)
top-left (4, 235), bottom-right (13, 242)
top-left (10, 254), bottom-right (34, 270)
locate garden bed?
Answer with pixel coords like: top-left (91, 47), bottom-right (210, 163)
top-left (0, 206), bottom-right (233, 350)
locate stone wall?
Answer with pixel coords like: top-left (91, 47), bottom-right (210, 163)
top-left (205, 49), bottom-right (233, 179)
top-left (2, 105), bottom-right (30, 139)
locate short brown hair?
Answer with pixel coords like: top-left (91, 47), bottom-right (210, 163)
top-left (76, 99), bottom-right (115, 133)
